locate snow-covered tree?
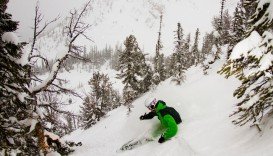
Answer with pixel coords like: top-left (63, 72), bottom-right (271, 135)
top-left (91, 72), bottom-right (121, 113)
top-left (64, 112), bottom-right (77, 134)
top-left (201, 32), bottom-right (215, 61)
top-left (184, 33), bottom-right (192, 68)
top-left (226, 0), bottom-right (247, 59)
top-left (170, 23), bottom-right (187, 85)
top-left (191, 28), bottom-right (201, 65)
top-left (110, 43), bottom-right (123, 71)
top-left (80, 72), bottom-right (121, 129)
top-left (212, 10), bottom-right (233, 46)
top-left (219, 0), bottom-right (273, 129)
top-left (153, 14), bottom-right (167, 85)
top-left (232, 0), bottom-right (246, 44)
top-left (117, 35), bottom-right (150, 111)
top-left (200, 32), bottom-right (216, 75)
top-left (0, 1), bottom-right (35, 154)
top-left (80, 96), bottom-right (102, 129)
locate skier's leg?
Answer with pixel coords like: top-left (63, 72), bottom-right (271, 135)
top-left (152, 123), bottom-right (166, 138)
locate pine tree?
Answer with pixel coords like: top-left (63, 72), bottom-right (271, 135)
top-left (80, 96), bottom-right (100, 129)
top-left (201, 32), bottom-right (215, 60)
top-left (0, 1), bottom-right (38, 154)
top-left (80, 72), bottom-right (121, 129)
top-left (219, 0), bottom-right (273, 129)
top-left (153, 14), bottom-right (166, 85)
top-left (191, 28), bottom-right (200, 65)
top-left (171, 23), bottom-right (187, 85)
top-left (212, 9), bottom-right (233, 46)
top-left (242, 0), bottom-right (258, 31)
top-left (117, 35), bottom-right (150, 111)
top-left (91, 72), bottom-right (121, 114)
top-left (166, 54), bottom-right (176, 77)
top-left (227, 0), bottom-right (247, 59)
top-left (220, 0), bottom-right (226, 29)
top-left (232, 0), bottom-right (246, 43)
top-left (200, 32), bottom-right (216, 74)
top-left (110, 43), bottom-right (122, 71)
top-left (222, 11), bottom-right (233, 45)
top-left (64, 112), bottom-right (77, 134)
top-left (184, 33), bottom-right (192, 68)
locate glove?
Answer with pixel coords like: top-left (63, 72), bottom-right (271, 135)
top-left (139, 113), bottom-right (147, 120)
top-left (158, 135), bottom-right (165, 143)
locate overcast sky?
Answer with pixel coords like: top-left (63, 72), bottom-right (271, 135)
top-left (7, 0), bottom-right (237, 45)
top-left (7, 0), bottom-right (88, 41)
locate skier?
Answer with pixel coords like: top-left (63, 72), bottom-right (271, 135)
top-left (140, 98), bottom-right (182, 143)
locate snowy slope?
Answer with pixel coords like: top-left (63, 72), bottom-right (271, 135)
top-left (37, 61), bottom-right (123, 114)
top-left (63, 58), bottom-right (273, 156)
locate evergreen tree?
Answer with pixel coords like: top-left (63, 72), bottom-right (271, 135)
top-left (210, 11), bottom-right (231, 64)
top-left (191, 28), bottom-right (200, 65)
top-left (201, 32), bottom-right (215, 61)
top-left (117, 35), bottom-right (150, 111)
top-left (212, 10), bottom-right (233, 46)
top-left (227, 0), bottom-right (247, 59)
top-left (184, 33), bottom-right (192, 68)
top-left (64, 112), bottom-right (77, 134)
top-left (232, 0), bottom-right (246, 43)
top-left (166, 53), bottom-right (176, 77)
top-left (242, 0), bottom-right (258, 31)
top-left (219, 0), bottom-right (273, 129)
top-left (221, 10), bottom-right (233, 45)
top-left (153, 14), bottom-right (166, 85)
top-left (200, 32), bottom-right (216, 74)
top-left (80, 72), bottom-right (121, 129)
top-left (91, 72), bottom-right (121, 113)
top-left (171, 23), bottom-right (187, 85)
top-left (220, 0), bottom-right (226, 29)
top-left (110, 43), bottom-right (122, 71)
top-left (0, 1), bottom-right (38, 154)
top-left (80, 96), bottom-right (101, 129)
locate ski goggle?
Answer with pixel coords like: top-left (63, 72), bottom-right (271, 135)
top-left (147, 104), bottom-right (154, 110)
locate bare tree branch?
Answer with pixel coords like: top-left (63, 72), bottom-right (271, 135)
top-left (29, 0), bottom-right (91, 100)
top-left (29, 3), bottom-right (60, 60)
top-left (30, 55), bottom-right (50, 68)
top-left (39, 103), bottom-right (79, 117)
top-left (68, 53), bottom-right (93, 63)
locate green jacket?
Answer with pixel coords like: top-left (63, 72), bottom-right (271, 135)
top-left (155, 101), bottom-right (178, 140)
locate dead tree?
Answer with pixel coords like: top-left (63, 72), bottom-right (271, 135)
top-left (25, 1), bottom-right (92, 154)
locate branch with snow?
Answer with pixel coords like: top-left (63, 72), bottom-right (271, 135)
top-left (29, 1), bottom-right (92, 95)
top-left (219, 29), bottom-right (273, 127)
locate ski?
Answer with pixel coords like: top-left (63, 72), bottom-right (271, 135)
top-left (117, 137), bottom-right (154, 152)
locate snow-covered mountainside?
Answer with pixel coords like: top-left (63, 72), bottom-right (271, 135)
top-left (38, 61), bottom-right (123, 114)
top-left (22, 0), bottom-right (238, 60)
top-left (63, 57), bottom-right (273, 156)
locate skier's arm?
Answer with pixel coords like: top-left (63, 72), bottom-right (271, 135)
top-left (162, 115), bottom-right (178, 140)
top-left (140, 111), bottom-right (156, 120)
